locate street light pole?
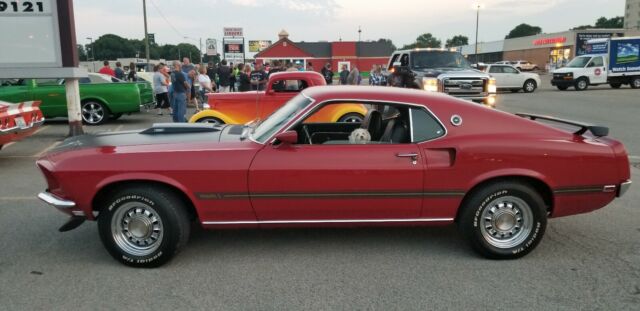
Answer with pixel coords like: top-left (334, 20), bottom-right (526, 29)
top-left (474, 4), bottom-right (480, 64)
top-left (143, 0), bottom-right (150, 71)
top-left (86, 37), bottom-right (95, 72)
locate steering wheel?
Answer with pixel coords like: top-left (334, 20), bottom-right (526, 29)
top-left (302, 124), bottom-right (313, 145)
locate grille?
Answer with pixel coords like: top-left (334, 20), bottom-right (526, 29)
top-left (442, 78), bottom-right (486, 95)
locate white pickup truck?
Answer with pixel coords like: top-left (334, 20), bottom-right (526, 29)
top-left (551, 36), bottom-right (640, 91)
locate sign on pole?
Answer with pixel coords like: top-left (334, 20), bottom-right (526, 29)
top-left (147, 33), bottom-right (155, 45)
top-left (206, 38), bottom-right (217, 56)
top-left (248, 40), bottom-right (272, 53)
top-left (223, 38), bottom-right (244, 64)
top-left (223, 27), bottom-right (243, 37)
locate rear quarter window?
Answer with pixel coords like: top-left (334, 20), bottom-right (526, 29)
top-left (411, 108), bottom-right (445, 142)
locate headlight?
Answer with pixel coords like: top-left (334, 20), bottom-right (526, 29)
top-left (202, 103), bottom-right (211, 109)
top-left (422, 78), bottom-right (438, 92)
top-left (487, 78), bottom-right (497, 94)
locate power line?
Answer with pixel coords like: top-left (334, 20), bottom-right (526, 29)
top-left (149, 0), bottom-right (184, 39)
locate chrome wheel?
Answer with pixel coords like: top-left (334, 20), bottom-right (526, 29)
top-left (480, 196), bottom-right (533, 249)
top-left (82, 102), bottom-right (106, 124)
top-left (111, 202), bottom-right (164, 257)
top-left (633, 78), bottom-right (640, 89)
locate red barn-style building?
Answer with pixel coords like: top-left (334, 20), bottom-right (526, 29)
top-left (254, 30), bottom-right (394, 73)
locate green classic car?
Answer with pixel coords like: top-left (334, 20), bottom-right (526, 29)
top-left (0, 74), bottom-right (154, 125)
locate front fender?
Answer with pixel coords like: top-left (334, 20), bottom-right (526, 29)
top-left (188, 110), bottom-right (238, 124)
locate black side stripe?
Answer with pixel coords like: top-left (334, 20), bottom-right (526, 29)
top-left (553, 186), bottom-right (607, 195)
top-left (195, 191), bottom-right (466, 200)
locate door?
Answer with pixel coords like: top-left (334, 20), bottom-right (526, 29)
top-left (29, 79), bottom-right (67, 117)
top-left (587, 56), bottom-right (607, 84)
top-left (502, 66), bottom-right (522, 87)
top-left (248, 143), bottom-right (425, 221)
top-left (488, 66), bottom-right (510, 88)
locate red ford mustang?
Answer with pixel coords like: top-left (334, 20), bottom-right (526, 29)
top-left (37, 86), bottom-right (632, 267)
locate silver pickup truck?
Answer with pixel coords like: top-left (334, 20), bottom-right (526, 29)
top-left (386, 49), bottom-right (496, 106)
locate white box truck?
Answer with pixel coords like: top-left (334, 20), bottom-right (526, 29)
top-left (551, 37), bottom-right (640, 91)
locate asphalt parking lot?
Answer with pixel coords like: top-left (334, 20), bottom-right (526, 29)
top-left (1, 78), bottom-right (639, 310)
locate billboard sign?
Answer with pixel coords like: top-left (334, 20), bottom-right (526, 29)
top-left (576, 33), bottom-right (612, 56)
top-left (223, 38), bottom-right (244, 64)
top-left (206, 38), bottom-right (217, 56)
top-left (610, 38), bottom-right (640, 74)
top-left (223, 27), bottom-right (243, 37)
top-left (249, 40), bottom-right (272, 53)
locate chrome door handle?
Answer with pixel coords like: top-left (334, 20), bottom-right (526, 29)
top-left (396, 153), bottom-right (418, 158)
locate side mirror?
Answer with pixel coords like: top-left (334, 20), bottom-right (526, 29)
top-left (274, 131), bottom-right (297, 145)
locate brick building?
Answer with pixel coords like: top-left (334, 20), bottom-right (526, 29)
top-left (254, 30), bottom-right (394, 73)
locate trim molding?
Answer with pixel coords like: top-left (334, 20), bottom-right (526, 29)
top-left (195, 191), bottom-right (465, 200)
top-left (553, 185), bottom-right (611, 195)
top-left (202, 218), bottom-right (454, 225)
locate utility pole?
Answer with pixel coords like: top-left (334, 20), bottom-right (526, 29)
top-left (86, 37), bottom-right (95, 72)
top-left (358, 26), bottom-right (362, 41)
top-left (143, 0), bottom-right (150, 71)
top-left (474, 4), bottom-right (481, 64)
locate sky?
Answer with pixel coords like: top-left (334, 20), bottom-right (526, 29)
top-left (74, 0), bottom-right (626, 49)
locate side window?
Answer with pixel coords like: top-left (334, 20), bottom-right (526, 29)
top-left (272, 79), bottom-right (308, 92)
top-left (503, 66), bottom-right (519, 74)
top-left (400, 54), bottom-right (409, 66)
top-left (489, 66), bottom-right (503, 73)
top-left (79, 77), bottom-right (92, 84)
top-left (388, 54), bottom-right (400, 69)
top-left (410, 108), bottom-right (445, 142)
top-left (591, 57), bottom-right (604, 67)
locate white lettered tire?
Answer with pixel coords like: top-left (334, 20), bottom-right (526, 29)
top-left (459, 181), bottom-right (547, 259)
top-left (97, 185), bottom-right (190, 267)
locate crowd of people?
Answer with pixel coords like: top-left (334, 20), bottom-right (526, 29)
top-left (97, 57), bottom-right (390, 123)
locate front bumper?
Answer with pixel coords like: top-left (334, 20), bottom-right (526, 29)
top-left (618, 180), bottom-right (632, 198)
top-left (38, 191), bottom-right (78, 213)
top-left (551, 78), bottom-right (575, 87)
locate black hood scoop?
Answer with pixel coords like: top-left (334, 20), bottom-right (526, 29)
top-left (140, 123), bottom-right (222, 135)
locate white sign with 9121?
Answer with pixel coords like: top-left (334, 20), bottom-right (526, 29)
top-left (0, 1), bottom-right (51, 15)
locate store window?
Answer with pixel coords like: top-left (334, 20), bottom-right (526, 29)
top-left (549, 47), bottom-right (572, 69)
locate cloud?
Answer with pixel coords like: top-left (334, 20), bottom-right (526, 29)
top-left (230, 0), bottom-right (261, 7)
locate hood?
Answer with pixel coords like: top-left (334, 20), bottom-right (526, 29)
top-left (47, 123), bottom-right (247, 155)
top-left (413, 68), bottom-right (489, 79)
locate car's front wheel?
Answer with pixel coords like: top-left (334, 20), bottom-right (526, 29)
top-left (82, 101), bottom-right (108, 125)
top-left (575, 78), bottom-right (589, 91)
top-left (459, 181), bottom-right (547, 259)
top-left (98, 185), bottom-right (191, 268)
top-left (523, 79), bottom-right (537, 93)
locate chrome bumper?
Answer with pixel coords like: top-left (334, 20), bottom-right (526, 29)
top-left (38, 191), bottom-right (76, 209)
top-left (0, 119), bottom-right (45, 133)
top-left (618, 180), bottom-right (632, 198)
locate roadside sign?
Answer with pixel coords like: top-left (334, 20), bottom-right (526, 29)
top-left (147, 33), bottom-right (155, 45)
top-left (206, 38), bottom-right (217, 56)
top-left (224, 27), bottom-right (243, 37)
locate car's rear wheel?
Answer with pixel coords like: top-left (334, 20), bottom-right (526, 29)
top-left (575, 78), bottom-right (589, 91)
top-left (196, 117), bottom-right (225, 125)
top-left (97, 185), bottom-right (190, 268)
top-left (523, 79), bottom-right (537, 93)
top-left (556, 85), bottom-right (568, 91)
top-left (82, 101), bottom-right (108, 125)
top-left (631, 77), bottom-right (640, 89)
top-left (459, 181), bottom-right (547, 259)
top-left (338, 113), bottom-right (365, 123)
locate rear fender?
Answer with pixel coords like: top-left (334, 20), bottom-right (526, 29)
top-left (188, 110), bottom-right (237, 124)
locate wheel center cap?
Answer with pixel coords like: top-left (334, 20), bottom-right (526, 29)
top-left (128, 217), bottom-right (151, 238)
top-left (495, 213), bottom-right (516, 231)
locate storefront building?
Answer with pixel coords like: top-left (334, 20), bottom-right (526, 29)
top-left (458, 29), bottom-right (640, 71)
top-left (254, 30), bottom-right (394, 73)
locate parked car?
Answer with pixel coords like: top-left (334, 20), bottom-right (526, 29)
top-left (37, 86), bottom-right (631, 267)
top-left (483, 64), bottom-right (541, 93)
top-left (494, 61), bottom-right (514, 65)
top-left (82, 72), bottom-right (156, 111)
top-left (189, 71), bottom-right (367, 124)
top-left (510, 60), bottom-right (539, 71)
top-left (0, 77), bottom-right (153, 125)
top-left (386, 49), bottom-right (497, 106)
top-left (0, 100), bottom-right (44, 150)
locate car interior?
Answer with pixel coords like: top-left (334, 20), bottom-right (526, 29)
top-left (290, 102), bottom-right (413, 145)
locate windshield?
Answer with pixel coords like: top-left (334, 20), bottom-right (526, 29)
top-left (411, 51), bottom-right (471, 69)
top-left (566, 56), bottom-right (591, 68)
top-left (251, 93), bottom-right (313, 143)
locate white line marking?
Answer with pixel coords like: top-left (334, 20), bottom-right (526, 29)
top-left (32, 141), bottom-right (62, 158)
top-left (32, 125), bottom-right (50, 135)
top-left (2, 142), bottom-right (15, 149)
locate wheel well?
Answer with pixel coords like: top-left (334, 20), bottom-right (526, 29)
top-left (456, 176), bottom-right (554, 222)
top-left (92, 180), bottom-right (198, 221)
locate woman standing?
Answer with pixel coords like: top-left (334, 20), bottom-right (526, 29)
top-left (238, 64), bottom-right (252, 92)
top-left (153, 64), bottom-right (170, 115)
top-left (127, 62), bottom-right (137, 82)
top-left (197, 66), bottom-right (215, 110)
top-left (369, 65), bottom-right (387, 86)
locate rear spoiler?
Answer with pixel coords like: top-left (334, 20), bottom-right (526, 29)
top-left (516, 113), bottom-right (609, 137)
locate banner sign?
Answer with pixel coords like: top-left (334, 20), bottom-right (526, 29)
top-left (248, 40), bottom-right (272, 52)
top-left (206, 38), bottom-right (217, 56)
top-left (223, 27), bottom-right (243, 37)
top-left (576, 33), bottom-right (612, 56)
top-left (610, 38), bottom-right (640, 74)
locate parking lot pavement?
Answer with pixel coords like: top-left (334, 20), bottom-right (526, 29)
top-left (0, 91), bottom-right (639, 309)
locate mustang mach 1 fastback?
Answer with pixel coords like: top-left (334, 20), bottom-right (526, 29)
top-left (37, 86), bottom-right (631, 267)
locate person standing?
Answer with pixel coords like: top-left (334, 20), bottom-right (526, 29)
top-left (114, 62), bottom-right (125, 80)
top-left (321, 63), bottom-right (334, 85)
top-left (229, 62), bottom-right (237, 92)
top-left (153, 64), bottom-right (170, 115)
top-left (181, 57), bottom-right (195, 75)
top-left (98, 61), bottom-right (115, 77)
top-left (127, 62), bottom-right (137, 81)
top-left (268, 60), bottom-right (285, 90)
top-left (197, 66), bottom-right (214, 110)
top-left (170, 61), bottom-right (190, 123)
top-left (216, 60), bottom-right (232, 93)
top-left (238, 64), bottom-right (252, 92)
top-left (369, 65), bottom-right (386, 86)
top-left (347, 65), bottom-right (361, 85)
top-left (286, 62), bottom-right (297, 72)
top-left (307, 62), bottom-right (315, 72)
top-left (250, 63), bottom-right (268, 91)
top-left (206, 62), bottom-right (217, 91)
top-left (339, 64), bottom-right (349, 85)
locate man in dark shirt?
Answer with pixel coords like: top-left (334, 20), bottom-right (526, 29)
top-left (321, 63), bottom-right (334, 84)
top-left (114, 62), bottom-right (125, 80)
top-left (339, 64), bottom-right (349, 85)
top-left (170, 61), bottom-right (190, 122)
top-left (268, 60), bottom-right (285, 91)
top-left (206, 62), bottom-right (217, 91)
top-left (250, 63), bottom-right (268, 91)
top-left (217, 60), bottom-right (232, 92)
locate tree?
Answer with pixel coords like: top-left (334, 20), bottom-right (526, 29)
top-left (92, 34), bottom-right (136, 60)
top-left (445, 35), bottom-right (469, 48)
top-left (505, 24), bottom-right (542, 39)
top-left (401, 33), bottom-right (441, 49)
top-left (377, 38), bottom-right (397, 51)
top-left (574, 16), bottom-right (624, 29)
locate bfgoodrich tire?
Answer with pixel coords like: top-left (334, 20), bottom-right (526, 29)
top-left (459, 181), bottom-right (547, 259)
top-left (97, 185), bottom-right (191, 268)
